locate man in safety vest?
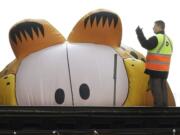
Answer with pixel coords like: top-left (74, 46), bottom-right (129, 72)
top-left (136, 20), bottom-right (173, 107)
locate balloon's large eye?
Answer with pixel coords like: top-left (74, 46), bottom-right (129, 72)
top-left (68, 43), bottom-right (128, 107)
top-left (55, 88), bottom-right (65, 104)
top-left (16, 44), bottom-right (73, 106)
top-left (79, 83), bottom-right (90, 100)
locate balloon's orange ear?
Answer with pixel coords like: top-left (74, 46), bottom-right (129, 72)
top-left (68, 9), bottom-right (122, 48)
top-left (9, 19), bottom-right (65, 59)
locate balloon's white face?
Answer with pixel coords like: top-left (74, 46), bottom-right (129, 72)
top-left (16, 43), bottom-right (128, 106)
top-left (16, 43), bottom-right (73, 106)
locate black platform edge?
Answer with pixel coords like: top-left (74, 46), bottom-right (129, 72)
top-left (0, 129), bottom-right (178, 135)
top-left (0, 106), bottom-right (180, 134)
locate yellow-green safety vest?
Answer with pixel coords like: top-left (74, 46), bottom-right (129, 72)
top-left (145, 34), bottom-right (173, 71)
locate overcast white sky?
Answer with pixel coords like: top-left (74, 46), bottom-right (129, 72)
top-left (0, 0), bottom-right (180, 106)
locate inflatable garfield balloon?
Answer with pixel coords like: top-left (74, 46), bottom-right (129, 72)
top-left (0, 9), bottom-right (175, 106)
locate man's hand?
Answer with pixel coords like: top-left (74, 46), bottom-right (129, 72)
top-left (136, 26), bottom-right (143, 35)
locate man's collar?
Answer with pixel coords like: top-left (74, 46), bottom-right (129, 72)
top-left (156, 31), bottom-right (165, 34)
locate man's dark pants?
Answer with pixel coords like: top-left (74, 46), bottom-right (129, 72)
top-left (149, 77), bottom-right (168, 107)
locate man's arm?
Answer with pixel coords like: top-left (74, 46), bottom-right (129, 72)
top-left (136, 27), bottom-right (158, 50)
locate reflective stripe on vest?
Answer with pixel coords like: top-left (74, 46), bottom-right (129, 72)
top-left (145, 53), bottom-right (171, 71)
top-left (145, 34), bottom-right (173, 72)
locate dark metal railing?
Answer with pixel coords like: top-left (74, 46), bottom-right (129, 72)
top-left (0, 106), bottom-right (180, 135)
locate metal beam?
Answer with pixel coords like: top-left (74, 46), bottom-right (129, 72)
top-left (0, 107), bottom-right (180, 134)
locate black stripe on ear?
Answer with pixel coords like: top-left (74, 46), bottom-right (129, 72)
top-left (9, 22), bottom-right (44, 45)
top-left (84, 11), bottom-right (119, 28)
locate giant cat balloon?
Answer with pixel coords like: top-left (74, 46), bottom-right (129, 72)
top-left (0, 9), bottom-right (175, 106)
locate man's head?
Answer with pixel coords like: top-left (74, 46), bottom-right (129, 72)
top-left (153, 20), bottom-right (165, 34)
